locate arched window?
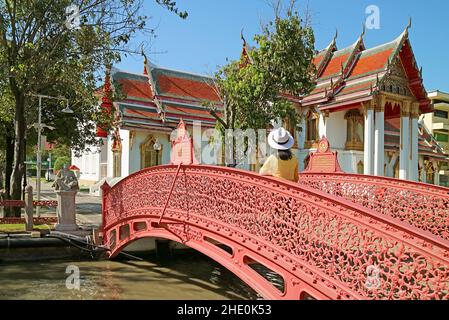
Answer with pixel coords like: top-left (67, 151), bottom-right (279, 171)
top-left (345, 109), bottom-right (364, 151)
top-left (394, 158), bottom-right (400, 179)
top-left (140, 135), bottom-right (163, 169)
top-left (425, 161), bottom-right (435, 184)
top-left (357, 161), bottom-right (364, 174)
top-left (305, 110), bottom-right (319, 148)
top-left (111, 129), bottom-right (122, 178)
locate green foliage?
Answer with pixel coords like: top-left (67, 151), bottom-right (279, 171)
top-left (53, 156), bottom-right (71, 172)
top-left (156, 0), bottom-right (188, 19)
top-left (0, 0), bottom-right (188, 200)
top-left (211, 4), bottom-right (316, 132)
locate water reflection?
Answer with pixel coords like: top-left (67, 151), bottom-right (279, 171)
top-left (0, 251), bottom-right (259, 300)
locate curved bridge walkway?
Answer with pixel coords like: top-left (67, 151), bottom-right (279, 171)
top-left (101, 164), bottom-right (449, 300)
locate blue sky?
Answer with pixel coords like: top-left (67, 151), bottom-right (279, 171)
top-left (117, 0), bottom-right (449, 92)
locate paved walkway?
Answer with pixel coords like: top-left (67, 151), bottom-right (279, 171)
top-left (31, 179), bottom-right (102, 228)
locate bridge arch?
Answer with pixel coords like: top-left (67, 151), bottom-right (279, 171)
top-left (102, 165), bottom-right (449, 300)
top-left (109, 218), bottom-right (326, 300)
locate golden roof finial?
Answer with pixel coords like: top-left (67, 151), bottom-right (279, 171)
top-left (241, 28), bottom-right (247, 47)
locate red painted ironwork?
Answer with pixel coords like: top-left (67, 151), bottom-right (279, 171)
top-left (102, 164), bottom-right (449, 300)
top-left (0, 217), bottom-right (57, 225)
top-left (33, 200), bottom-right (58, 208)
top-left (0, 200), bottom-right (25, 208)
top-left (303, 137), bottom-right (343, 173)
top-left (298, 172), bottom-right (449, 242)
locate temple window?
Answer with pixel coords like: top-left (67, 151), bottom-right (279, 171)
top-left (113, 151), bottom-right (121, 178)
top-left (305, 110), bottom-right (319, 148)
top-left (111, 129), bottom-right (122, 178)
top-left (284, 116), bottom-right (298, 149)
top-left (345, 109), bottom-right (364, 151)
top-left (140, 135), bottom-right (163, 169)
top-left (357, 161), bottom-right (364, 174)
top-left (394, 159), bottom-right (399, 178)
top-left (425, 161), bottom-right (435, 184)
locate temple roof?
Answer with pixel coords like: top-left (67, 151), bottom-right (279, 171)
top-left (110, 62), bottom-right (221, 131)
top-left (303, 23), bottom-right (431, 113)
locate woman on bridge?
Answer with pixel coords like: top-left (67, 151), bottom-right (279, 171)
top-left (259, 127), bottom-right (299, 183)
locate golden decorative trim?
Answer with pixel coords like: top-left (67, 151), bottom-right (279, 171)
top-left (345, 141), bottom-right (364, 151)
top-left (401, 100), bottom-right (411, 117)
top-left (304, 141), bottom-right (319, 149)
top-left (140, 134), bottom-right (163, 169)
top-left (410, 102), bottom-right (420, 119)
top-left (129, 130), bottom-right (136, 149)
top-left (376, 94), bottom-right (386, 113)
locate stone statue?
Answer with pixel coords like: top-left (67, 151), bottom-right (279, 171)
top-left (52, 164), bottom-right (79, 192)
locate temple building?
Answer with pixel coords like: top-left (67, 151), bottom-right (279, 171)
top-left (72, 23), bottom-right (449, 189)
top-left (71, 58), bottom-right (221, 189)
top-left (423, 90), bottom-right (449, 186)
top-left (292, 23), bottom-right (449, 184)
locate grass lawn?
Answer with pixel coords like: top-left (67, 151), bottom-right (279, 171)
top-left (0, 224), bottom-right (54, 233)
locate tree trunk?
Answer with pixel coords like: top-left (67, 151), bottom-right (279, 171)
top-left (10, 93), bottom-right (26, 217)
top-left (4, 128), bottom-right (14, 217)
top-left (5, 129), bottom-right (14, 196)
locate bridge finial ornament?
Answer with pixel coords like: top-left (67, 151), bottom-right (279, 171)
top-left (170, 119), bottom-right (198, 165)
top-left (304, 137), bottom-right (343, 173)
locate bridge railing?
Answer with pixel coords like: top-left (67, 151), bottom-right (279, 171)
top-left (298, 173), bottom-right (449, 242)
top-left (102, 165), bottom-right (449, 300)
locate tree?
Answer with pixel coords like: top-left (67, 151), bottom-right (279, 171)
top-left (0, 0), bottom-right (187, 214)
top-left (53, 156), bottom-right (71, 172)
top-left (208, 1), bottom-right (315, 165)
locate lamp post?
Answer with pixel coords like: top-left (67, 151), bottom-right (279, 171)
top-left (29, 94), bottom-right (74, 217)
top-left (153, 138), bottom-right (162, 165)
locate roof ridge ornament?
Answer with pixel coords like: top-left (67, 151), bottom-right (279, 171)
top-left (360, 22), bottom-right (366, 38)
top-left (241, 28), bottom-right (247, 47)
top-left (141, 46), bottom-right (150, 75)
top-left (404, 17), bottom-right (412, 37)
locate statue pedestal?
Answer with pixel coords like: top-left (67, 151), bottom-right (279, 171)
top-left (55, 190), bottom-right (78, 231)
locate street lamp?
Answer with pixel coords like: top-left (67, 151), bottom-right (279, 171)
top-left (153, 138), bottom-right (162, 165)
top-left (29, 94), bottom-right (74, 217)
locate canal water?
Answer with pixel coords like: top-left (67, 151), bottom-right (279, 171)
top-left (0, 251), bottom-right (259, 300)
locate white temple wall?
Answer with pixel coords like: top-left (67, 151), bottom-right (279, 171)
top-left (325, 111), bottom-right (347, 150)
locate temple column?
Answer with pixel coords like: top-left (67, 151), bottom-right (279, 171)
top-left (318, 110), bottom-right (328, 139)
top-left (374, 95), bottom-right (385, 176)
top-left (399, 101), bottom-right (411, 180)
top-left (408, 102), bottom-right (420, 181)
top-left (363, 101), bottom-right (375, 175)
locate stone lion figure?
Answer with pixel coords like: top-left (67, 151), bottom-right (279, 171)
top-left (52, 164), bottom-right (79, 192)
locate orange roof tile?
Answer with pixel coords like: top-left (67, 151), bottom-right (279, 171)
top-left (349, 48), bottom-right (393, 78)
top-left (156, 74), bottom-right (219, 101)
top-left (117, 79), bottom-right (153, 100)
top-left (320, 53), bottom-right (349, 78)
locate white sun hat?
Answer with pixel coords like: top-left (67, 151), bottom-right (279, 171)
top-left (268, 127), bottom-right (295, 150)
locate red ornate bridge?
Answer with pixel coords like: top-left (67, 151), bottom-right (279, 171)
top-left (101, 129), bottom-right (449, 300)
